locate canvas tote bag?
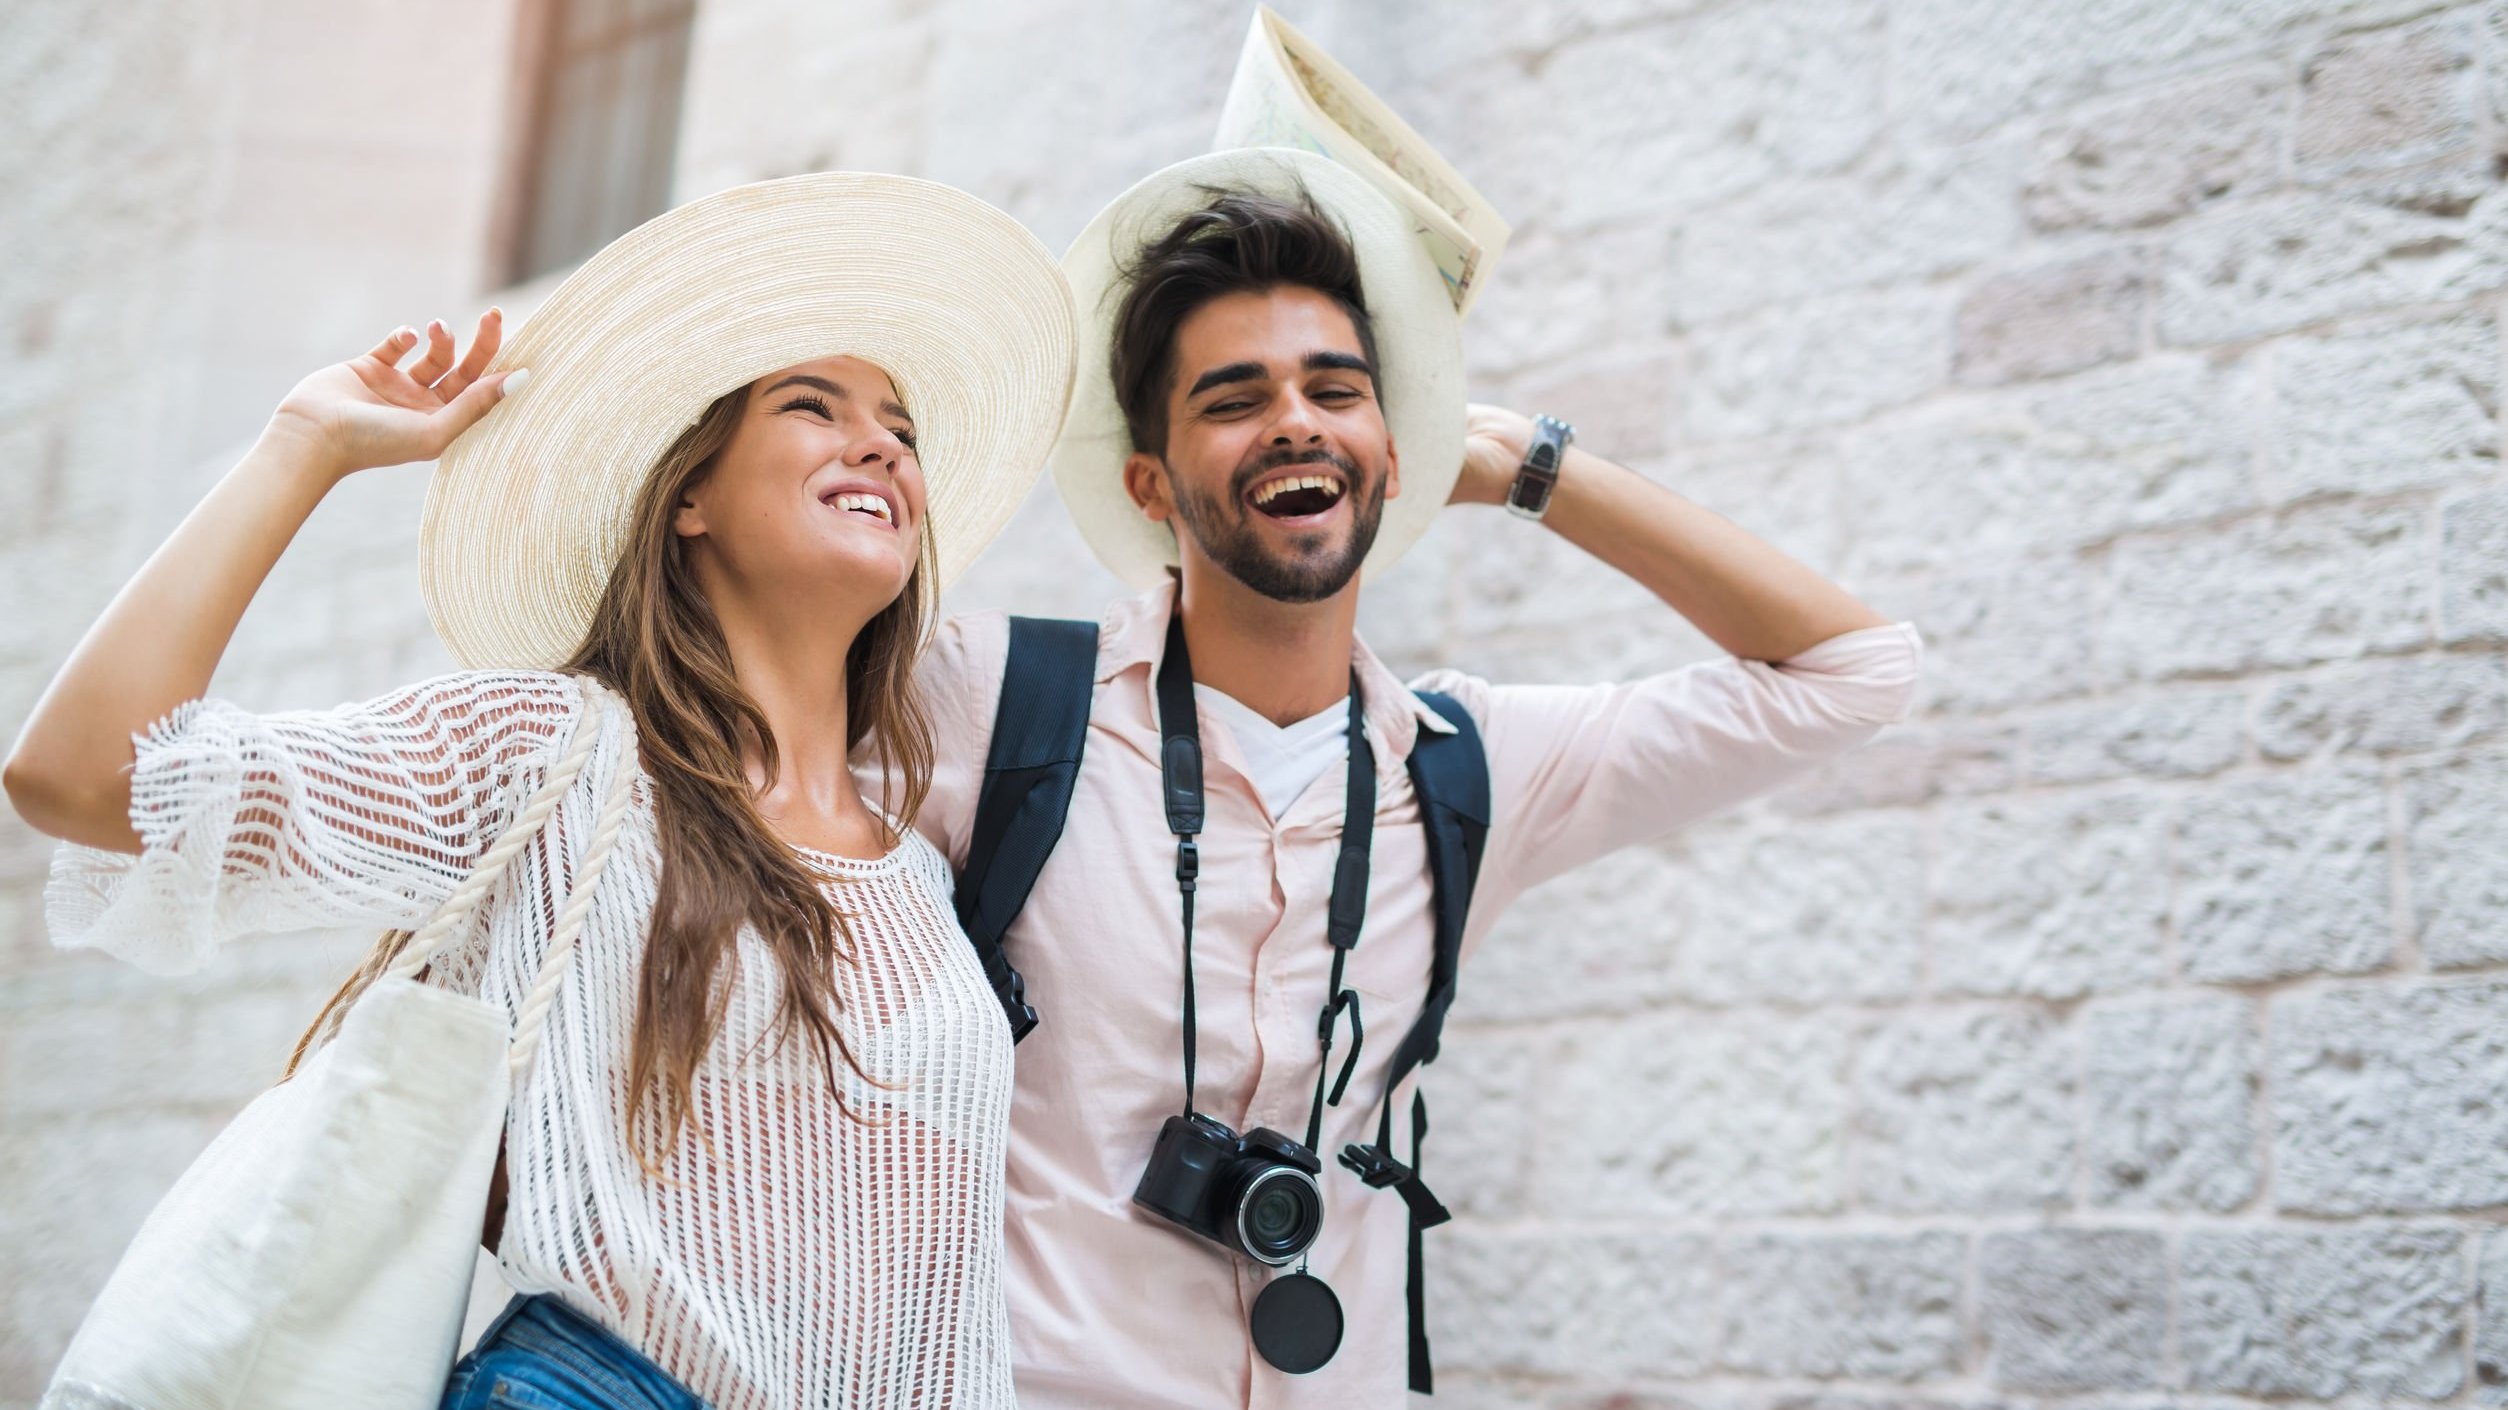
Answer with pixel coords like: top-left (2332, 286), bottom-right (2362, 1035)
top-left (42, 680), bottom-right (637, 1410)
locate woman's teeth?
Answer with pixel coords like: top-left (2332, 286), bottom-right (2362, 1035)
top-left (830, 491), bottom-right (892, 523)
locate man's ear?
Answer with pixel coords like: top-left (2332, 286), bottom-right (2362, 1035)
top-left (1122, 451), bottom-right (1173, 523)
top-left (1383, 434), bottom-right (1402, 502)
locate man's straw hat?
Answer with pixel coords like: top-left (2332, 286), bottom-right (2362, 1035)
top-left (1048, 149), bottom-right (1464, 590)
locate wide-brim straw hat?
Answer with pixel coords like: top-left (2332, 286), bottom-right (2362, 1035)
top-left (1049, 149), bottom-right (1464, 590)
top-left (423, 171), bottom-right (1076, 669)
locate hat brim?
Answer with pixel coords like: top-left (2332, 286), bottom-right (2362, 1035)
top-left (1049, 149), bottom-right (1464, 591)
top-left (423, 171), bottom-right (1076, 669)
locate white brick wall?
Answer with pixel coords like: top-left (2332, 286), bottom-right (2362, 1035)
top-left (7, 0), bottom-right (2508, 1404)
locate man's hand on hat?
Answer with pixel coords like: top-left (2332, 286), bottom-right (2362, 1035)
top-left (1450, 402), bottom-right (1536, 507)
top-left (263, 309), bottom-right (527, 481)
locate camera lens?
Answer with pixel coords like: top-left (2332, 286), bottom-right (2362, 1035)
top-left (1248, 1185), bottom-right (1302, 1242)
top-left (1234, 1165), bottom-right (1323, 1265)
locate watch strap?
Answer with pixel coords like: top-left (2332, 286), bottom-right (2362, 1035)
top-left (1504, 414), bottom-right (1575, 521)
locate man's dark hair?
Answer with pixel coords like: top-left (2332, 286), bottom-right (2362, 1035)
top-left (1109, 184), bottom-right (1381, 456)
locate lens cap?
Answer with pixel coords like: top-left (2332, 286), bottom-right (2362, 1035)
top-left (1251, 1271), bottom-right (1343, 1374)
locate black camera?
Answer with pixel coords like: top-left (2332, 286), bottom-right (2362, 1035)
top-left (1133, 1113), bottom-right (1326, 1266)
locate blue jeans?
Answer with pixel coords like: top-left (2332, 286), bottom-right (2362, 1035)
top-left (439, 1295), bottom-right (709, 1410)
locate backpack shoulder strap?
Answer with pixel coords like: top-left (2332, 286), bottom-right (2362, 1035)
top-left (1392, 689), bottom-right (1489, 1082)
top-left (953, 615), bottom-right (1097, 1042)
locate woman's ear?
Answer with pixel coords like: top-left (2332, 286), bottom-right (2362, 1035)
top-left (672, 494), bottom-right (707, 539)
top-left (1122, 452), bottom-right (1173, 523)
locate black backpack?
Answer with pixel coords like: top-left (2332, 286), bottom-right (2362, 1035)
top-left (950, 615), bottom-right (1489, 1393)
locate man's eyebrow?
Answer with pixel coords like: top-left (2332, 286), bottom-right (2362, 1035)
top-left (1185, 361), bottom-right (1267, 399)
top-left (1184, 352), bottom-right (1378, 401)
top-left (761, 374), bottom-right (913, 423)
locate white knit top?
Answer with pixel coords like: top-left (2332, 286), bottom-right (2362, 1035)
top-left (44, 670), bottom-right (1016, 1410)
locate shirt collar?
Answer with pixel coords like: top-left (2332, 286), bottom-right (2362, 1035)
top-left (1096, 581), bottom-right (1456, 766)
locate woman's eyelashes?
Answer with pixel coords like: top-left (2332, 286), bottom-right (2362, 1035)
top-left (772, 395), bottom-right (917, 449)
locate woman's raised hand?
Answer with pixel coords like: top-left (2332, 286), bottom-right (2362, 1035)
top-left (265, 309), bottom-right (525, 479)
top-left (6, 310), bottom-right (536, 848)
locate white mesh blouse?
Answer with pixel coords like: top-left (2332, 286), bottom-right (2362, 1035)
top-left (43, 670), bottom-right (1016, 1410)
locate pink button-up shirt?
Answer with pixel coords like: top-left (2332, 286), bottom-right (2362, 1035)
top-left (903, 584), bottom-right (1923, 1408)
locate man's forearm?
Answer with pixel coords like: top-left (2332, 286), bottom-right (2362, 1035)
top-left (1540, 447), bottom-right (1890, 663)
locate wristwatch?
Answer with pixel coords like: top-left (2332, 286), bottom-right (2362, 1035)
top-left (1504, 414), bottom-right (1575, 521)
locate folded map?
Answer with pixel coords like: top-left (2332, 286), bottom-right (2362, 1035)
top-left (1213, 5), bottom-right (1510, 316)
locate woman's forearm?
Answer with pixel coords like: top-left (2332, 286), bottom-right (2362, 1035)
top-left (4, 428), bottom-right (340, 849)
top-left (6, 315), bottom-right (515, 850)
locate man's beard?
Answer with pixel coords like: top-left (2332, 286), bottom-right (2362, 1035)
top-left (1166, 447), bottom-right (1387, 604)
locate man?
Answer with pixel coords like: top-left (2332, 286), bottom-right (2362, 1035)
top-left (899, 150), bottom-right (1921, 1407)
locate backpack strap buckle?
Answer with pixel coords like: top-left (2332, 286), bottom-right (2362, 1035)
top-left (998, 966), bottom-right (1038, 1042)
top-left (1338, 1142), bottom-right (1453, 1230)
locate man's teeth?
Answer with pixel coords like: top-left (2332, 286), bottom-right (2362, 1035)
top-left (830, 492), bottom-right (892, 522)
top-left (1252, 474), bottom-right (1345, 506)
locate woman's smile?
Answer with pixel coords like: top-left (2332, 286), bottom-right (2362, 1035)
top-left (814, 475), bottom-right (903, 532)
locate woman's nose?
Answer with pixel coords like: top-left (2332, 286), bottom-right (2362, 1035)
top-left (848, 427), bottom-right (905, 467)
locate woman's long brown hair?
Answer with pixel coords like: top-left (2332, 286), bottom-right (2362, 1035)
top-left (291, 383), bottom-right (939, 1168)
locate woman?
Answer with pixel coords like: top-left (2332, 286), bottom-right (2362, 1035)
top-left (6, 173), bottom-right (1074, 1409)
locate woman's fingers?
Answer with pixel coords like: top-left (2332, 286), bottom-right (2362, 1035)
top-left (362, 326), bottom-right (420, 367)
top-left (432, 308), bottom-right (504, 402)
top-left (406, 319), bottom-right (458, 388)
top-left (417, 367), bottom-right (527, 457)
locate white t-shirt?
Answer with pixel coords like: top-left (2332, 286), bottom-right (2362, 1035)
top-left (1194, 685), bottom-right (1352, 819)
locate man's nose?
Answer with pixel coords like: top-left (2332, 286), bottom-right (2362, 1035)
top-left (1266, 390), bottom-right (1327, 444)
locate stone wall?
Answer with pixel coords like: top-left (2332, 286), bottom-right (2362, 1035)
top-left (5, 0), bottom-right (2508, 1404)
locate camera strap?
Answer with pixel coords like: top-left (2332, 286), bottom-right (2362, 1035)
top-left (1150, 614), bottom-right (1486, 1390)
top-left (1155, 614), bottom-right (1370, 1138)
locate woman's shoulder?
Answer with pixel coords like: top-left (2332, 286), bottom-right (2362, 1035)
top-left (372, 667), bottom-right (585, 714)
top-left (285, 669), bottom-right (603, 794)
top-left (348, 667), bottom-right (589, 742)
